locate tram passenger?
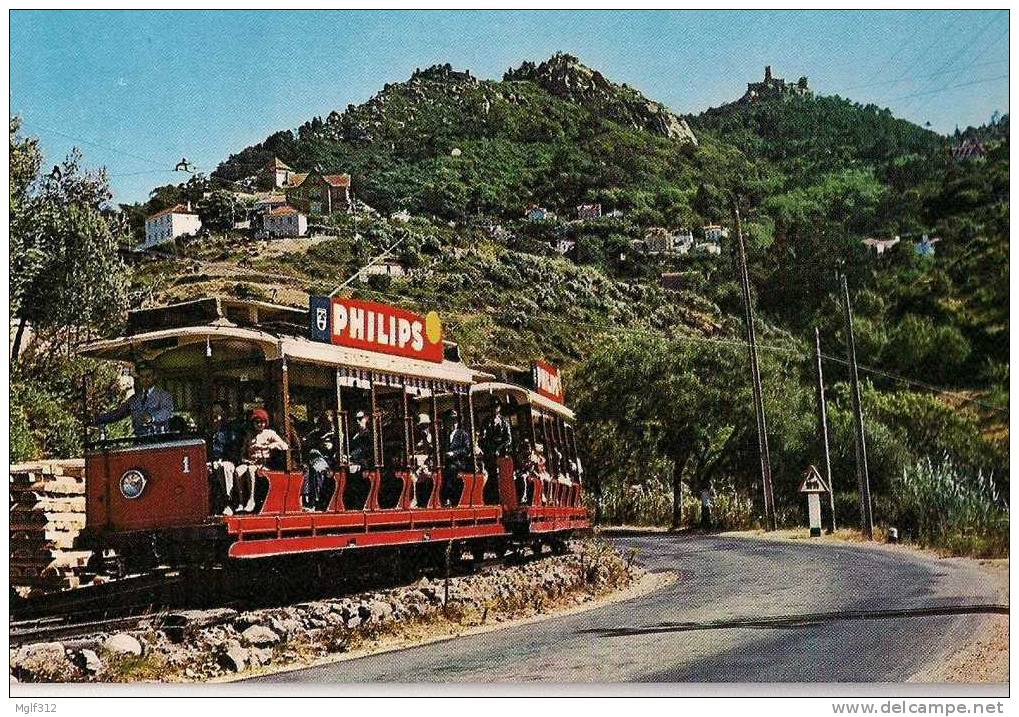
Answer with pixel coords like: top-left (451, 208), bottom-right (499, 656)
top-left (94, 360), bottom-right (175, 436)
top-left (515, 438), bottom-right (537, 504)
top-left (441, 408), bottom-right (471, 506)
top-left (480, 401), bottom-right (513, 463)
top-left (207, 402), bottom-right (241, 515)
top-left (533, 442), bottom-right (553, 504)
top-left (480, 401), bottom-right (512, 501)
top-left (303, 411), bottom-right (337, 511)
top-left (346, 410), bottom-right (373, 509)
top-left (234, 408), bottom-right (289, 513)
top-left (348, 410), bottom-right (372, 469)
top-left (410, 413), bottom-right (434, 507)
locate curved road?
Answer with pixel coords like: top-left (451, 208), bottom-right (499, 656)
top-left (250, 534), bottom-right (1007, 683)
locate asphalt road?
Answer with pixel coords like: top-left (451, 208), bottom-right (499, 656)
top-left (249, 534), bottom-right (1007, 683)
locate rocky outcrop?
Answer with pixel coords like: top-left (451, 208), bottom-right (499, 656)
top-left (504, 53), bottom-right (697, 144)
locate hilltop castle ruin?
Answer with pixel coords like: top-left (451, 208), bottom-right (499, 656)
top-left (741, 66), bottom-right (811, 103)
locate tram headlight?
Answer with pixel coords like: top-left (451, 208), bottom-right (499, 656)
top-left (120, 469), bottom-right (147, 500)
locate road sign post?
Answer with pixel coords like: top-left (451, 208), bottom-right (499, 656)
top-left (799, 466), bottom-right (831, 538)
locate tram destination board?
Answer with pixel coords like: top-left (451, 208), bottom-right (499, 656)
top-left (309, 296), bottom-right (444, 363)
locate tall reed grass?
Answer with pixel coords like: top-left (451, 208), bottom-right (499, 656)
top-left (891, 456), bottom-right (1009, 557)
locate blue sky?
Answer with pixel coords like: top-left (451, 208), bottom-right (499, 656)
top-left (10, 10), bottom-right (1009, 204)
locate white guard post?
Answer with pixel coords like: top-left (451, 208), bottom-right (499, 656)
top-left (799, 465), bottom-right (831, 538)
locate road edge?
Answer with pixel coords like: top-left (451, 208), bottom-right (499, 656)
top-left (719, 529), bottom-right (1010, 684)
top-left (223, 569), bottom-right (678, 683)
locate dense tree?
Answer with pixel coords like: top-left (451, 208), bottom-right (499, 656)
top-left (10, 117), bottom-right (129, 360)
top-left (197, 189), bottom-right (242, 232)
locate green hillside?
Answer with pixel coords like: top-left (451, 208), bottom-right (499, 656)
top-left (12, 55), bottom-right (1010, 552)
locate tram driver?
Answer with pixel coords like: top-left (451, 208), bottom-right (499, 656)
top-left (94, 360), bottom-right (175, 436)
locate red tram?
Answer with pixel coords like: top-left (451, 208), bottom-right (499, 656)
top-left (76, 297), bottom-right (588, 572)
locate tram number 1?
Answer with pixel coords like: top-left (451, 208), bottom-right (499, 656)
top-left (182, 455), bottom-right (191, 474)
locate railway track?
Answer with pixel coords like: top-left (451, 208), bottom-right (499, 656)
top-left (9, 542), bottom-right (560, 646)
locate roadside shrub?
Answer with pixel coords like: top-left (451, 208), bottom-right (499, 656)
top-left (890, 456), bottom-right (1009, 557)
top-left (10, 380), bottom-right (82, 462)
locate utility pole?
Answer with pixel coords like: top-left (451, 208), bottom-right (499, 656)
top-left (813, 327), bottom-right (836, 533)
top-left (732, 201), bottom-right (776, 531)
top-left (839, 272), bottom-right (874, 539)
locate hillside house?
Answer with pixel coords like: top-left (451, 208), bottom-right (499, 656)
top-left (702, 225), bottom-right (729, 244)
top-left (140, 204), bottom-right (202, 250)
top-left (576, 203), bottom-right (602, 221)
top-left (253, 194), bottom-right (288, 214)
top-left (645, 227), bottom-right (694, 254)
top-left (861, 236), bottom-right (900, 256)
top-left (525, 205), bottom-right (551, 221)
top-left (262, 206), bottom-right (308, 239)
top-left (358, 261), bottom-right (407, 283)
top-left (951, 142), bottom-right (987, 161)
top-left (660, 272), bottom-right (684, 291)
top-left (265, 157), bottom-right (298, 189)
top-left (287, 172), bottom-right (352, 215)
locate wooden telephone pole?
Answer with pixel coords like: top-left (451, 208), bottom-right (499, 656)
top-left (839, 272), bottom-right (874, 539)
top-left (813, 327), bottom-right (836, 533)
top-left (732, 201), bottom-right (776, 531)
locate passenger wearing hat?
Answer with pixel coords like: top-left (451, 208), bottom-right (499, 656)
top-left (480, 401), bottom-right (513, 502)
top-left (348, 410), bottom-right (373, 470)
top-left (234, 407), bottom-right (289, 513)
top-left (94, 360), bottom-right (175, 436)
top-left (303, 411), bottom-right (338, 511)
top-left (441, 408), bottom-right (472, 506)
top-left (410, 413), bottom-right (435, 508)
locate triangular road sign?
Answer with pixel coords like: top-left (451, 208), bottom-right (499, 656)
top-left (799, 464), bottom-right (830, 494)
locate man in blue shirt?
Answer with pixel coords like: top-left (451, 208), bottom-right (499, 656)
top-left (95, 360), bottom-right (175, 436)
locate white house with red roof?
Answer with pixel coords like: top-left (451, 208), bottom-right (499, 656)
top-left (141, 203), bottom-right (202, 250)
top-left (262, 205), bottom-right (308, 238)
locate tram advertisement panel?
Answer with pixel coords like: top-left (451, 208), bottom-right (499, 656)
top-left (310, 296), bottom-right (444, 363)
top-left (532, 360), bottom-right (564, 403)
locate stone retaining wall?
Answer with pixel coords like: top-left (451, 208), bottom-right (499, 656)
top-left (10, 540), bottom-right (639, 683)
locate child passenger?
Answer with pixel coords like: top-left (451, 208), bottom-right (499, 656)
top-left (233, 407), bottom-right (289, 513)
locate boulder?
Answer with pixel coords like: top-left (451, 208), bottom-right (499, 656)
top-left (248, 647), bottom-right (272, 667)
top-left (218, 643), bottom-right (248, 672)
top-left (369, 600), bottom-right (394, 624)
top-left (79, 649), bottom-right (102, 673)
top-left (240, 625), bottom-right (281, 647)
top-left (103, 633), bottom-right (143, 657)
top-left (344, 615), bottom-right (362, 630)
top-left (12, 642), bottom-right (75, 681)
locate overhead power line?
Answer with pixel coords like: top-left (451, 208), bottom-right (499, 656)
top-left (888, 73), bottom-right (1009, 103)
top-left (350, 281), bottom-right (1007, 416)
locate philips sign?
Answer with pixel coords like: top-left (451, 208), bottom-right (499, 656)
top-left (310, 296), bottom-right (444, 363)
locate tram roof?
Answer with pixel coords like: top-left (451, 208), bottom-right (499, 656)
top-left (471, 381), bottom-right (575, 421)
top-left (80, 324), bottom-right (489, 386)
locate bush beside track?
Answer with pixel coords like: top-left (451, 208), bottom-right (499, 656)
top-left (10, 539), bottom-right (641, 683)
